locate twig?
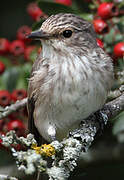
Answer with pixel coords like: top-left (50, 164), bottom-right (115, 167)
top-left (0, 174), bottom-right (18, 180)
top-left (108, 85), bottom-right (124, 100)
top-left (0, 98), bottom-right (27, 119)
top-left (105, 92), bottom-right (124, 118)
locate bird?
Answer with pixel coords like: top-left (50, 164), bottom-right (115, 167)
top-left (27, 13), bottom-right (113, 144)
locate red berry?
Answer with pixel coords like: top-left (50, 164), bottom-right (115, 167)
top-left (0, 38), bottom-right (10, 55)
top-left (0, 61), bottom-right (5, 74)
top-left (114, 42), bottom-right (124, 58)
top-left (11, 89), bottom-right (27, 102)
top-left (7, 119), bottom-right (25, 136)
top-left (0, 90), bottom-right (11, 107)
top-left (9, 40), bottom-right (25, 56)
top-left (55, 0), bottom-right (72, 6)
top-left (98, 2), bottom-right (118, 20)
top-left (16, 25), bottom-right (32, 43)
top-left (27, 2), bottom-right (43, 21)
top-left (96, 38), bottom-right (104, 48)
top-left (93, 19), bottom-right (109, 34)
top-left (24, 46), bottom-right (36, 60)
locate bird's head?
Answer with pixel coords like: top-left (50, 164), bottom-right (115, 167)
top-left (28, 13), bottom-right (97, 54)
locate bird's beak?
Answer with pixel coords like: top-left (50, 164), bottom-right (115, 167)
top-left (27, 29), bottom-right (50, 39)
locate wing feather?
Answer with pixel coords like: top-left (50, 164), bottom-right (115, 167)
top-left (27, 56), bottom-right (48, 145)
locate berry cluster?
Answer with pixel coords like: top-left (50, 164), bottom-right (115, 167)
top-left (0, 89), bottom-right (27, 149)
top-left (0, 26), bottom-right (39, 61)
top-left (0, 2), bottom-right (43, 148)
top-left (93, 2), bottom-right (124, 60)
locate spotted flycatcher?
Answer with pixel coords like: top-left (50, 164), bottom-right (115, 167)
top-left (27, 13), bottom-right (113, 143)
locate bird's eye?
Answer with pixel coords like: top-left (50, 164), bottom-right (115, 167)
top-left (62, 30), bottom-right (73, 38)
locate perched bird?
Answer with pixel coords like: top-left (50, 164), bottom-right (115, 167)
top-left (27, 13), bottom-right (113, 144)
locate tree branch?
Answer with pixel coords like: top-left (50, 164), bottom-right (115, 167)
top-left (106, 92), bottom-right (124, 118)
top-left (0, 98), bottom-right (27, 119)
top-left (0, 174), bottom-right (18, 180)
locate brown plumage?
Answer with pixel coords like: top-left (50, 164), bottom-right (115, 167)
top-left (27, 13), bottom-right (113, 144)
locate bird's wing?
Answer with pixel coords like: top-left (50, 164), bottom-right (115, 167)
top-left (27, 97), bottom-right (41, 144)
top-left (27, 56), bottom-right (48, 145)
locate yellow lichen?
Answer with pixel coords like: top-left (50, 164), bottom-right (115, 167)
top-left (31, 143), bottom-right (55, 157)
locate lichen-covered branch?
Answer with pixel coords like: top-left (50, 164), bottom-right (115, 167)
top-left (105, 92), bottom-right (124, 118)
top-left (108, 85), bottom-right (124, 100)
top-left (0, 174), bottom-right (18, 180)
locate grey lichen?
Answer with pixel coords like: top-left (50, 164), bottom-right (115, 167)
top-left (0, 127), bottom-right (96, 179)
top-left (17, 150), bottom-right (47, 174)
top-left (47, 166), bottom-right (70, 180)
top-left (1, 131), bottom-right (37, 147)
top-left (0, 113), bottom-right (102, 180)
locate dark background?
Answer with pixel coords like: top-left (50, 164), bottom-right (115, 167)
top-left (0, 0), bottom-right (33, 40)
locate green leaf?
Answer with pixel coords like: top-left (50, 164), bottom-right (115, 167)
top-left (22, 63), bottom-right (32, 75)
top-left (79, 13), bottom-right (93, 22)
top-left (30, 48), bottom-right (39, 62)
top-left (74, 0), bottom-right (91, 13)
top-left (14, 63), bottom-right (32, 90)
top-left (16, 76), bottom-right (27, 90)
top-left (112, 111), bottom-right (124, 136)
top-left (103, 28), bottom-right (115, 45)
top-left (117, 17), bottom-right (124, 34)
top-left (118, 1), bottom-right (124, 9)
top-left (38, 0), bottom-right (77, 16)
top-left (114, 33), bottom-right (123, 43)
top-left (21, 63), bottom-right (32, 88)
top-left (0, 66), bottom-right (21, 92)
top-left (0, 56), bottom-right (12, 67)
top-left (32, 19), bottom-right (44, 31)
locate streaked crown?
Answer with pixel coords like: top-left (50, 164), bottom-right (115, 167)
top-left (28, 13), bottom-right (97, 49)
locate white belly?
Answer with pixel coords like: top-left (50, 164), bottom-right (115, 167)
top-left (34, 77), bottom-right (107, 142)
top-left (33, 51), bottom-right (111, 142)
